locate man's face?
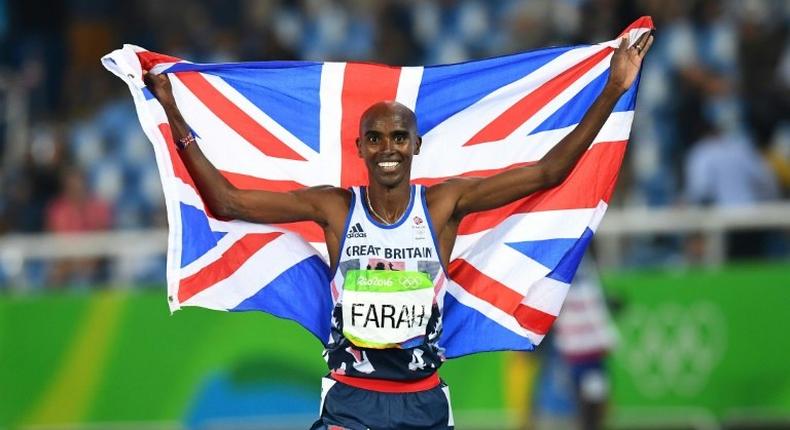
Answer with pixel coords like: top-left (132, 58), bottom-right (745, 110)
top-left (356, 102), bottom-right (421, 188)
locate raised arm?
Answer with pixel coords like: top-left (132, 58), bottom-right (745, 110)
top-left (142, 72), bottom-right (344, 226)
top-left (447, 32), bottom-right (654, 218)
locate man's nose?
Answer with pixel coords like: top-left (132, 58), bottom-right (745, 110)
top-left (382, 137), bottom-right (395, 152)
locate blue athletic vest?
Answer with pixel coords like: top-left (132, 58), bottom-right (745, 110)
top-left (324, 185), bottom-right (446, 380)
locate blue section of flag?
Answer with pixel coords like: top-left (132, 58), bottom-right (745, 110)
top-left (208, 65), bottom-right (323, 152)
top-left (415, 46), bottom-right (572, 136)
top-left (546, 227), bottom-right (594, 284)
top-left (507, 227), bottom-right (594, 284)
top-left (530, 70), bottom-right (639, 135)
top-left (441, 293), bottom-right (535, 358)
top-left (232, 255), bottom-right (332, 343)
top-left (143, 87), bottom-right (155, 100)
top-left (506, 237), bottom-right (579, 270)
top-left (179, 203), bottom-right (225, 268)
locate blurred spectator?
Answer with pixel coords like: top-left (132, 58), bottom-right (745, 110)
top-left (737, 0), bottom-right (790, 198)
top-left (46, 167), bottom-right (112, 233)
top-left (44, 167), bottom-right (112, 286)
top-left (0, 123), bottom-right (66, 233)
top-left (766, 126), bottom-right (790, 198)
top-left (537, 256), bottom-right (617, 430)
top-left (683, 115), bottom-right (780, 259)
top-left (683, 119), bottom-right (779, 207)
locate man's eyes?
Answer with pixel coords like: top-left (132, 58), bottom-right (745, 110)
top-left (366, 134), bottom-right (408, 143)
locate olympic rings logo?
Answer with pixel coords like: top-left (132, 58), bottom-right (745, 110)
top-left (617, 301), bottom-right (727, 398)
top-left (399, 277), bottom-right (420, 288)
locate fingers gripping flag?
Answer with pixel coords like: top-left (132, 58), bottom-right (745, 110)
top-left (102, 17), bottom-right (653, 358)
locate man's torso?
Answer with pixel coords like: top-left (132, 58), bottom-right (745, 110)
top-left (324, 185), bottom-right (448, 380)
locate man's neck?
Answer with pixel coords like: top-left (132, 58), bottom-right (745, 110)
top-left (366, 181), bottom-right (411, 224)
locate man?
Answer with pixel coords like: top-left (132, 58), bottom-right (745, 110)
top-left (534, 255), bottom-right (617, 430)
top-left (143, 33), bottom-right (653, 430)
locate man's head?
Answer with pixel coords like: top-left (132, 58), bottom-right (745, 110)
top-left (61, 167), bottom-right (89, 202)
top-left (356, 101), bottom-right (421, 188)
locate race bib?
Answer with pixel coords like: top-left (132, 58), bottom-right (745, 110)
top-left (342, 269), bottom-right (434, 349)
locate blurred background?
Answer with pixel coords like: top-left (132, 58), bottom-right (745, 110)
top-left (0, 0), bottom-right (788, 429)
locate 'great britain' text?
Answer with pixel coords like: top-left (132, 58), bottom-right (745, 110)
top-left (345, 246), bottom-right (432, 259)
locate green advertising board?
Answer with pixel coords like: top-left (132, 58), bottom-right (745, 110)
top-left (602, 263), bottom-right (790, 426)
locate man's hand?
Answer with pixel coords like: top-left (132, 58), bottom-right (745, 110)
top-left (607, 31), bottom-right (654, 93)
top-left (143, 71), bottom-right (176, 107)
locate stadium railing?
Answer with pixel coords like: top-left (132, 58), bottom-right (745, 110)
top-left (595, 201), bottom-right (790, 267)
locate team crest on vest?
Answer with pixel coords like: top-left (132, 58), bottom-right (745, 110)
top-left (412, 216), bottom-right (428, 241)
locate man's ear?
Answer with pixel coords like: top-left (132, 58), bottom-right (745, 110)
top-left (356, 137), bottom-right (362, 157)
top-left (414, 136), bottom-right (422, 155)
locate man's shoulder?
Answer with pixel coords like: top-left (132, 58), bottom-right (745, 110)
top-left (298, 186), bottom-right (352, 229)
top-left (301, 185), bottom-right (352, 204)
top-left (424, 177), bottom-right (479, 200)
top-left (422, 177), bottom-right (482, 220)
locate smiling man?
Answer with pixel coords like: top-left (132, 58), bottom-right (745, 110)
top-left (143, 32), bottom-right (653, 430)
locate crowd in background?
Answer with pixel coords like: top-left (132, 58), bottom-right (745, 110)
top-left (0, 0), bottom-right (787, 287)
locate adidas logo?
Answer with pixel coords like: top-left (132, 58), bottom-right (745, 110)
top-left (346, 222), bottom-right (367, 238)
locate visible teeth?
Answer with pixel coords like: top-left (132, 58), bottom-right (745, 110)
top-left (378, 161), bottom-right (399, 168)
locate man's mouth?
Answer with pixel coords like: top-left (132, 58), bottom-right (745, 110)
top-left (377, 161), bottom-right (400, 172)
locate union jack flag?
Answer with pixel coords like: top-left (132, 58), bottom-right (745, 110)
top-left (102, 17), bottom-right (653, 358)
